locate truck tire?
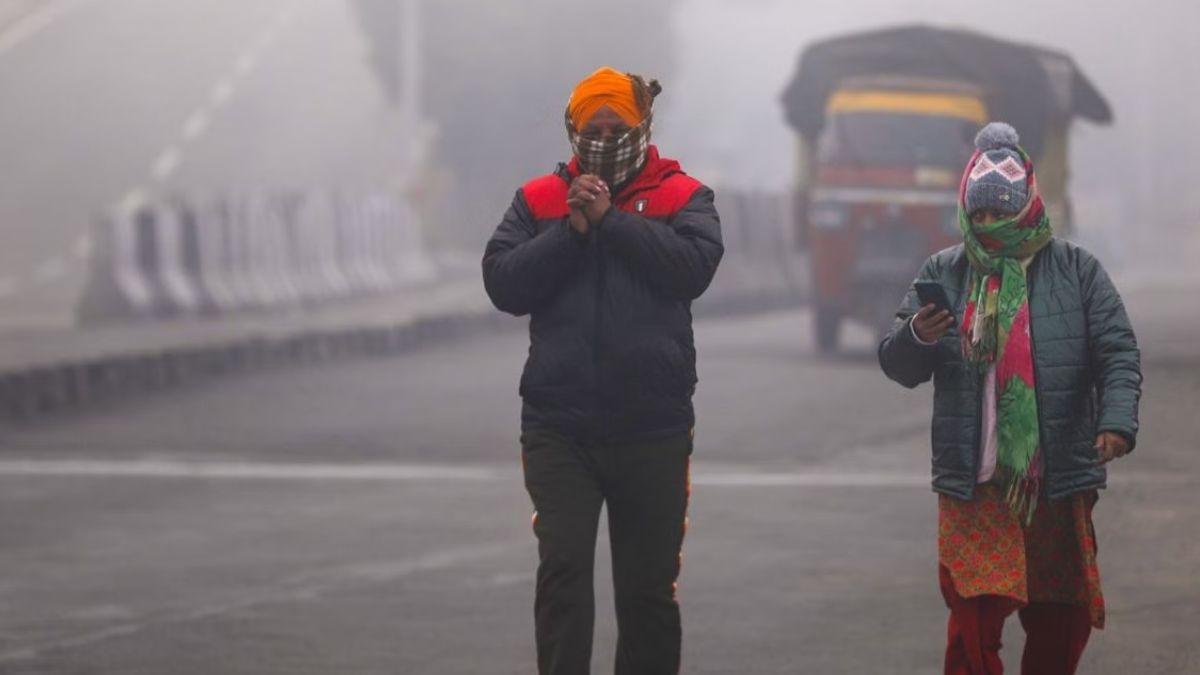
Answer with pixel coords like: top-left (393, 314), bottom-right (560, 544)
top-left (814, 306), bottom-right (841, 354)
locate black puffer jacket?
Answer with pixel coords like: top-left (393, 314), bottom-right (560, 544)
top-left (483, 147), bottom-right (723, 444)
top-left (879, 239), bottom-right (1142, 500)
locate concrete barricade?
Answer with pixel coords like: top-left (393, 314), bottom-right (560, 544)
top-left (76, 192), bottom-right (438, 323)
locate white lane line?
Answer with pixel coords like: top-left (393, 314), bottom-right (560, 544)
top-left (695, 472), bottom-right (930, 487)
top-left (181, 110), bottom-right (211, 143)
top-left (32, 257), bottom-right (66, 283)
top-left (117, 188), bottom-right (147, 216)
top-left (0, 0), bottom-right (91, 58)
top-left (0, 459), bottom-right (506, 482)
top-left (137, 4), bottom-right (298, 201)
top-left (694, 469), bottom-right (1195, 488)
top-left (467, 570), bottom-right (536, 589)
top-left (210, 77), bottom-right (236, 108)
top-left (0, 543), bottom-right (514, 664)
top-left (150, 146), bottom-right (181, 182)
top-left (253, 8), bottom-right (292, 54)
top-left (0, 460), bottom-right (1190, 488)
top-left (232, 50), bottom-right (259, 79)
top-left (251, 29), bottom-right (277, 56)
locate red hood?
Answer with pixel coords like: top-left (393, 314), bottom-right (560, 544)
top-left (565, 145), bottom-right (682, 198)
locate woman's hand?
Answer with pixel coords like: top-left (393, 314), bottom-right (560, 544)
top-left (912, 304), bottom-right (954, 343)
top-left (1095, 431), bottom-right (1131, 464)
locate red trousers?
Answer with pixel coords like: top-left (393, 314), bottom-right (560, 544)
top-left (939, 566), bottom-right (1092, 675)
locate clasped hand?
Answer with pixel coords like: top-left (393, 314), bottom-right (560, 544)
top-left (566, 175), bottom-right (611, 234)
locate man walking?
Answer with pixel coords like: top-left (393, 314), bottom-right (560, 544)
top-left (482, 66), bottom-right (723, 674)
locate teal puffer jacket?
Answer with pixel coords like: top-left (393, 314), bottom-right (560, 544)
top-left (878, 239), bottom-right (1142, 501)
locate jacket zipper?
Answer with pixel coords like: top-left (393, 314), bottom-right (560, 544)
top-left (593, 217), bottom-right (606, 440)
top-left (556, 166), bottom-right (608, 442)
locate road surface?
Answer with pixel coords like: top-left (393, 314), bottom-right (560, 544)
top-left (0, 283), bottom-right (1196, 673)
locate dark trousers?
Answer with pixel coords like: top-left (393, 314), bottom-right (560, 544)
top-left (939, 565), bottom-right (1093, 675)
top-left (521, 430), bottom-right (692, 675)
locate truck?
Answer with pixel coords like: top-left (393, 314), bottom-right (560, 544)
top-left (781, 25), bottom-right (1112, 352)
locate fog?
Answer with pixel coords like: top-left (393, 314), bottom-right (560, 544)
top-left (1, 2), bottom-right (1197, 671)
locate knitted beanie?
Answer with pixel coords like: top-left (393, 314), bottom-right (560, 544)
top-left (965, 122), bottom-right (1029, 216)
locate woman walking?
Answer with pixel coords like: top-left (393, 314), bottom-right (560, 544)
top-left (878, 122), bottom-right (1142, 674)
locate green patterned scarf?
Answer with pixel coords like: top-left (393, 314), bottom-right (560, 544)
top-left (958, 145), bottom-right (1053, 525)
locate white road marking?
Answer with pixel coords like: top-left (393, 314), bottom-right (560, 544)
top-left (253, 8), bottom-right (293, 54)
top-left (210, 77), bottom-right (236, 107)
top-left (133, 4), bottom-right (300, 205)
top-left (0, 0), bottom-right (91, 58)
top-left (118, 188), bottom-right (147, 216)
top-left (252, 29), bottom-right (277, 56)
top-left (694, 468), bottom-right (1193, 488)
top-left (232, 50), bottom-right (259, 79)
top-left (0, 459), bottom-right (1189, 488)
top-left (150, 146), bottom-right (181, 181)
top-left (694, 472), bottom-right (930, 487)
top-left (103, 4), bottom-right (301, 258)
top-left (32, 257), bottom-right (66, 283)
top-left (0, 459), bottom-right (506, 482)
top-left (181, 110), bottom-right (211, 143)
top-left (469, 570), bottom-right (536, 589)
top-left (0, 543), bottom-right (514, 664)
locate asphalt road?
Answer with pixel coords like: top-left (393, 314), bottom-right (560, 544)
top-left (0, 0), bottom-right (405, 328)
top-left (0, 283), bottom-right (1196, 674)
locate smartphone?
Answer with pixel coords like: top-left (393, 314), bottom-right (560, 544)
top-left (914, 281), bottom-right (956, 324)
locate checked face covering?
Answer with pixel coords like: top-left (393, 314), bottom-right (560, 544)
top-left (565, 110), bottom-right (652, 189)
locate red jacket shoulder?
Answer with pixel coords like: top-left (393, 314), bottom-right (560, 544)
top-left (521, 174), bottom-right (570, 220)
top-left (631, 173), bottom-right (705, 218)
top-left (660, 173), bottom-right (704, 202)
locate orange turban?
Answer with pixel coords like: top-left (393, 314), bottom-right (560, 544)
top-left (566, 67), bottom-right (644, 131)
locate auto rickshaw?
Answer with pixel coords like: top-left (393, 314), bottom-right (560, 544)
top-left (781, 25), bottom-right (1112, 352)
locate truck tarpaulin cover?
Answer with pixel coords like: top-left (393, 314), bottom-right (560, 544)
top-left (781, 25), bottom-right (1112, 158)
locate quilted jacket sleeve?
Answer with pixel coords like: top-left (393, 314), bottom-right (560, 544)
top-left (482, 189), bottom-right (587, 316)
top-left (878, 253), bottom-right (950, 389)
top-left (1079, 250), bottom-right (1143, 449)
top-left (878, 254), bottom-right (943, 389)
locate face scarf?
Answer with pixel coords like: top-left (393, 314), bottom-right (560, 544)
top-left (565, 110), bottom-right (653, 189)
top-left (958, 145), bottom-right (1053, 525)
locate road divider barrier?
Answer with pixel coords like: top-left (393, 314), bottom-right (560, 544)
top-left (77, 192), bottom-right (437, 323)
top-left (0, 187), bottom-right (806, 424)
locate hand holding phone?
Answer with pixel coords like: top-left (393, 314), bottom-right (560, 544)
top-left (912, 281), bottom-right (956, 343)
top-left (914, 281), bottom-right (955, 318)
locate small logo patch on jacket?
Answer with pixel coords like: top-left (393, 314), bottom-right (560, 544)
top-left (634, 199), bottom-right (649, 213)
